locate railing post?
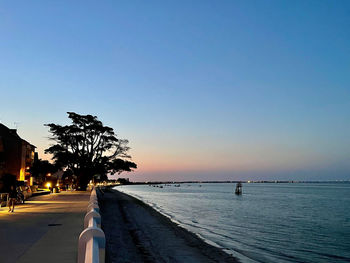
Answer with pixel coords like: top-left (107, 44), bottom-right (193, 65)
top-left (87, 202), bottom-right (100, 213)
top-left (84, 210), bottom-right (101, 228)
top-left (78, 186), bottom-right (105, 263)
top-left (78, 227), bottom-right (105, 263)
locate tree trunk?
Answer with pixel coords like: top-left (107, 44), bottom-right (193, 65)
top-left (76, 169), bottom-right (92, 191)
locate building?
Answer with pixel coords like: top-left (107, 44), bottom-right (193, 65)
top-left (0, 123), bottom-right (36, 185)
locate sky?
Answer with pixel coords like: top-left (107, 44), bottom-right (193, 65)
top-left (0, 0), bottom-right (349, 181)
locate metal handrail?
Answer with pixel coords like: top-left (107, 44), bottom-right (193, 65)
top-left (78, 188), bottom-right (105, 263)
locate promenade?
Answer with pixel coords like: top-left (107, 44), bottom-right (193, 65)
top-left (0, 191), bottom-right (90, 263)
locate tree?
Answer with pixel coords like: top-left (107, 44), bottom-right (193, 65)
top-left (30, 159), bottom-right (58, 185)
top-left (45, 112), bottom-right (137, 189)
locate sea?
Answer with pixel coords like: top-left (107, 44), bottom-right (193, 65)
top-left (116, 182), bottom-right (350, 263)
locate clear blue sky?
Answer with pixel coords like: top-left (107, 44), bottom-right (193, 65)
top-left (1, 1), bottom-right (349, 181)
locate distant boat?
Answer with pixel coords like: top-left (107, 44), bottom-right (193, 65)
top-left (235, 182), bottom-right (242, 195)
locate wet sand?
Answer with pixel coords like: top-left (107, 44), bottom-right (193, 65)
top-left (98, 187), bottom-right (239, 263)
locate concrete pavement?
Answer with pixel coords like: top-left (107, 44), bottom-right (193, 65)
top-left (0, 191), bottom-right (90, 263)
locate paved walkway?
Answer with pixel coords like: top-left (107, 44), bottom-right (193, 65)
top-left (0, 191), bottom-right (90, 263)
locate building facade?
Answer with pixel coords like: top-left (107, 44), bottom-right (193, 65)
top-left (0, 124), bottom-right (36, 184)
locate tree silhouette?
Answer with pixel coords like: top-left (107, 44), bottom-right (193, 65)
top-left (45, 112), bottom-right (137, 189)
top-left (30, 159), bottom-right (58, 183)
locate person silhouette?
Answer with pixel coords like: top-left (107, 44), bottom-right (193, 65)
top-left (8, 185), bottom-right (17, 212)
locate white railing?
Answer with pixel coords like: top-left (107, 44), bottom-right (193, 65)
top-left (78, 188), bottom-right (105, 263)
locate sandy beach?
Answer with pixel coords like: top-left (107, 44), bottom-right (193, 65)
top-left (97, 187), bottom-right (239, 263)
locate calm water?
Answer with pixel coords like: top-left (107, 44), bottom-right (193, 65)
top-left (116, 183), bottom-right (350, 263)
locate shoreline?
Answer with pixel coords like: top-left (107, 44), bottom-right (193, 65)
top-left (117, 187), bottom-right (228, 253)
top-left (98, 187), bottom-right (239, 263)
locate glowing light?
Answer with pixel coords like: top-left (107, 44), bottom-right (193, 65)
top-left (20, 168), bottom-right (25, 181)
top-left (46, 182), bottom-right (51, 188)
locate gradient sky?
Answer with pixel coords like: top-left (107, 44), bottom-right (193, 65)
top-left (0, 1), bottom-right (349, 181)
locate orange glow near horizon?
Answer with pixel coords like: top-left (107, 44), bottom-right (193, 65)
top-left (35, 137), bottom-right (345, 180)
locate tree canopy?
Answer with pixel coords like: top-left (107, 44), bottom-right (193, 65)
top-left (45, 112), bottom-right (137, 189)
top-left (30, 158), bottom-right (58, 182)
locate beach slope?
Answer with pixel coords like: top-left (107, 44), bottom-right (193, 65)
top-left (98, 187), bottom-right (239, 263)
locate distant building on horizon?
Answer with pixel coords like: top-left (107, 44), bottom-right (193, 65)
top-left (0, 123), bottom-right (36, 184)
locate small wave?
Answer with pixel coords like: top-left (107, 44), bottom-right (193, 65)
top-left (296, 248), bottom-right (350, 262)
top-left (117, 188), bottom-right (227, 252)
top-left (116, 183), bottom-right (350, 263)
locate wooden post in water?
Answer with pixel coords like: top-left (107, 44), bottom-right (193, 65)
top-left (235, 182), bottom-right (242, 195)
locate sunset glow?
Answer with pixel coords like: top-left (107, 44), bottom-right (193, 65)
top-left (1, 1), bottom-right (349, 182)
